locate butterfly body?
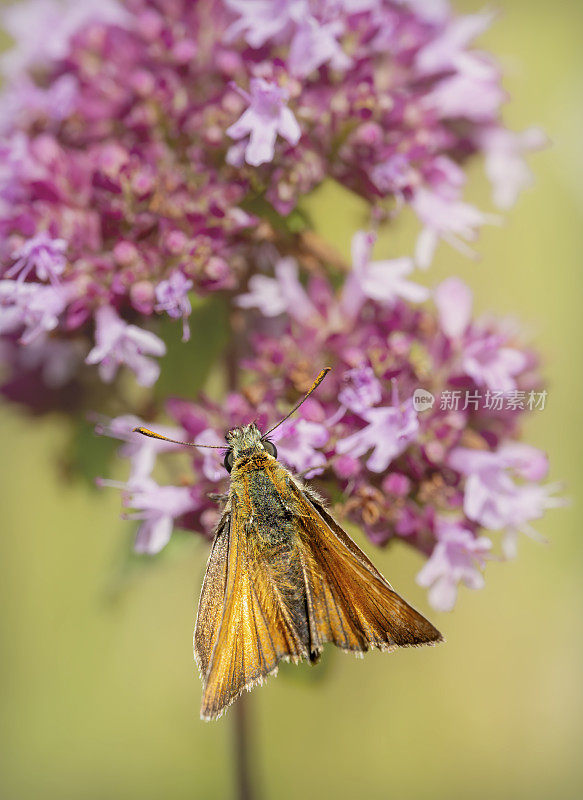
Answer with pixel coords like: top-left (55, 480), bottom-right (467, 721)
top-left (193, 423), bottom-right (443, 721)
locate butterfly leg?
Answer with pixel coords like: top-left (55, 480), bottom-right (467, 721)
top-left (207, 491), bottom-right (229, 505)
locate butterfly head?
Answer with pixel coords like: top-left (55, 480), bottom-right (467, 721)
top-left (223, 422), bottom-right (277, 473)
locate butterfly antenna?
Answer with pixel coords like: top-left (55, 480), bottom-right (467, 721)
top-left (265, 367), bottom-right (332, 436)
top-left (132, 427), bottom-right (225, 449)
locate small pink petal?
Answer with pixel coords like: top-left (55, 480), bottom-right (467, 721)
top-left (434, 277), bottom-right (473, 338)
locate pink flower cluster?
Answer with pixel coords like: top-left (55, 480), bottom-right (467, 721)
top-left (0, 0), bottom-right (544, 407)
top-left (101, 233), bottom-right (561, 611)
top-left (0, 0), bottom-right (557, 611)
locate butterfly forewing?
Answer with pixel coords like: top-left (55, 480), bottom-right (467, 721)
top-left (198, 495), bottom-right (310, 721)
top-left (290, 481), bottom-right (443, 652)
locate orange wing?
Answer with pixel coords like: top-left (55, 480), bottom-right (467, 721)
top-left (292, 486), bottom-right (443, 655)
top-left (198, 498), bottom-right (310, 721)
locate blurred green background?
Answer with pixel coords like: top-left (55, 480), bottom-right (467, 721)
top-left (1, 1), bottom-right (582, 798)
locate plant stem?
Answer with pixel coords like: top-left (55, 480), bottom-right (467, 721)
top-left (233, 693), bottom-right (257, 800)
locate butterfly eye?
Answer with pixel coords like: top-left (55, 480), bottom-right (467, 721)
top-left (263, 440), bottom-right (277, 459)
top-left (223, 450), bottom-right (234, 473)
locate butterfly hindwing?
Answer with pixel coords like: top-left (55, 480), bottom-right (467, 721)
top-left (194, 514), bottom-right (230, 679)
